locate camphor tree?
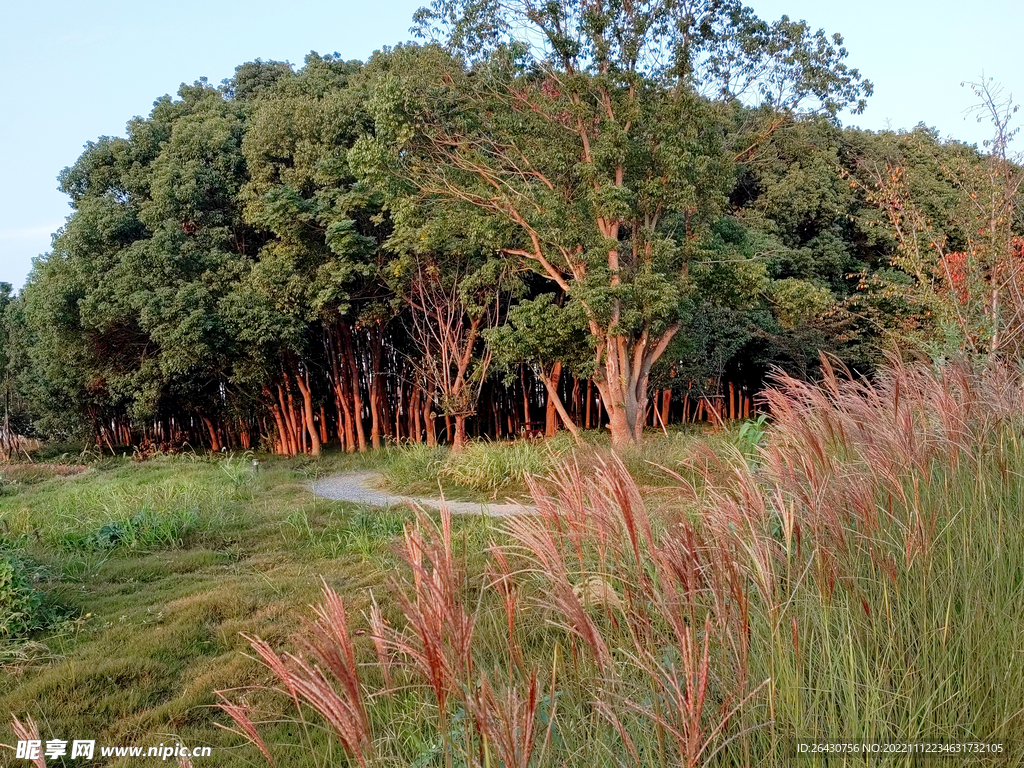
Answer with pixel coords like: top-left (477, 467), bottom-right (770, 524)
top-left (19, 79), bottom-right (258, 448)
top-left (355, 0), bottom-right (871, 447)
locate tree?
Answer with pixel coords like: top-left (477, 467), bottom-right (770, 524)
top-left (485, 293), bottom-right (593, 442)
top-left (233, 53), bottom-right (379, 454)
top-left (20, 78), bottom-right (260, 448)
top-left (856, 80), bottom-right (1024, 362)
top-left (396, 253), bottom-right (509, 451)
top-left (356, 0), bottom-right (871, 447)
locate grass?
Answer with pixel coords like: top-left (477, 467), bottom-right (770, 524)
top-left (379, 426), bottom-right (739, 501)
top-left (6, 363), bottom-right (1022, 767)
top-left (221, 360), bottom-right (1024, 767)
top-left (0, 448), bottom-right (498, 766)
top-left (0, 430), bottom-right (730, 765)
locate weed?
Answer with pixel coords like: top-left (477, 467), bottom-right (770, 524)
top-left (0, 550), bottom-right (51, 639)
top-left (89, 506), bottom-right (200, 550)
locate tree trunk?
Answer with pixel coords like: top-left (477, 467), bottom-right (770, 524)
top-left (369, 326), bottom-right (384, 450)
top-left (544, 360), bottom-right (563, 437)
top-left (200, 415), bottom-right (221, 452)
top-left (585, 378), bottom-right (593, 429)
top-left (423, 390), bottom-right (436, 446)
top-left (278, 383), bottom-right (298, 455)
top-left (539, 368), bottom-right (584, 445)
top-left (293, 364), bottom-right (321, 457)
top-left (520, 365), bottom-right (530, 435)
top-left (453, 415), bottom-right (468, 452)
top-left (327, 324), bottom-right (355, 453)
top-left (411, 386), bottom-right (422, 443)
top-left (589, 323), bottom-right (680, 449)
top-left (340, 323), bottom-right (368, 452)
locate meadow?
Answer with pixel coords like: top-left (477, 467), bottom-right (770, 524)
top-left (2, 360), bottom-right (1023, 767)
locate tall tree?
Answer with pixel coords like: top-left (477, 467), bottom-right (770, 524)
top-left (356, 0), bottom-right (870, 447)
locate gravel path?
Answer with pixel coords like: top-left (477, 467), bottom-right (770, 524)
top-left (310, 471), bottom-right (535, 517)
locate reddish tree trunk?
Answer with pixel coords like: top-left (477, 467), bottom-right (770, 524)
top-left (544, 360), bottom-right (563, 437)
top-left (200, 415), bottom-right (221, 452)
top-left (369, 325), bottom-right (384, 449)
top-left (340, 323), bottom-right (368, 452)
top-left (292, 364), bottom-right (321, 457)
top-left (453, 415), bottom-right (468, 452)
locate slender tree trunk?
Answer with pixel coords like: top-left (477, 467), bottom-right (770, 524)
top-left (585, 378), bottom-right (593, 429)
top-left (293, 363), bottom-right (321, 457)
top-left (272, 406), bottom-right (288, 454)
top-left (369, 324), bottom-right (385, 449)
top-left (423, 392), bottom-right (436, 447)
top-left (520, 365), bottom-right (530, 435)
top-left (200, 415), bottom-right (221, 452)
top-left (453, 415), bottom-right (468, 452)
top-left (328, 325), bottom-right (355, 453)
top-left (277, 383), bottom-right (297, 455)
top-left (539, 368), bottom-right (584, 445)
top-left (544, 360), bottom-right (563, 437)
top-left (340, 323), bottom-right (368, 452)
top-left (411, 386), bottom-right (422, 443)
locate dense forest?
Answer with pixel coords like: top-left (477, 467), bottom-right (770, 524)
top-left (1, 0), bottom-right (1020, 455)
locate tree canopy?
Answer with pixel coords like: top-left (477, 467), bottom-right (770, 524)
top-left (2, 2), bottom-right (1017, 454)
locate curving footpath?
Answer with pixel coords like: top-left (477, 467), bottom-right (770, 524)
top-left (310, 471), bottom-right (535, 517)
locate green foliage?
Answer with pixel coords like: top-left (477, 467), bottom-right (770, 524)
top-left (0, 546), bottom-right (50, 638)
top-left (733, 414), bottom-right (769, 462)
top-left (485, 294), bottom-right (594, 378)
top-left (770, 277), bottom-right (835, 329)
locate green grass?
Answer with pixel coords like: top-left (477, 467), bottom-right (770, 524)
top-left (0, 432), bottom-right (728, 766)
top-left (8, 379), bottom-right (1017, 768)
top-left (379, 425), bottom-right (735, 501)
top-left (0, 448), bottom-right (499, 767)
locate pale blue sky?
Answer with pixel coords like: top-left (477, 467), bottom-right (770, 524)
top-left (1, 0), bottom-right (1020, 291)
